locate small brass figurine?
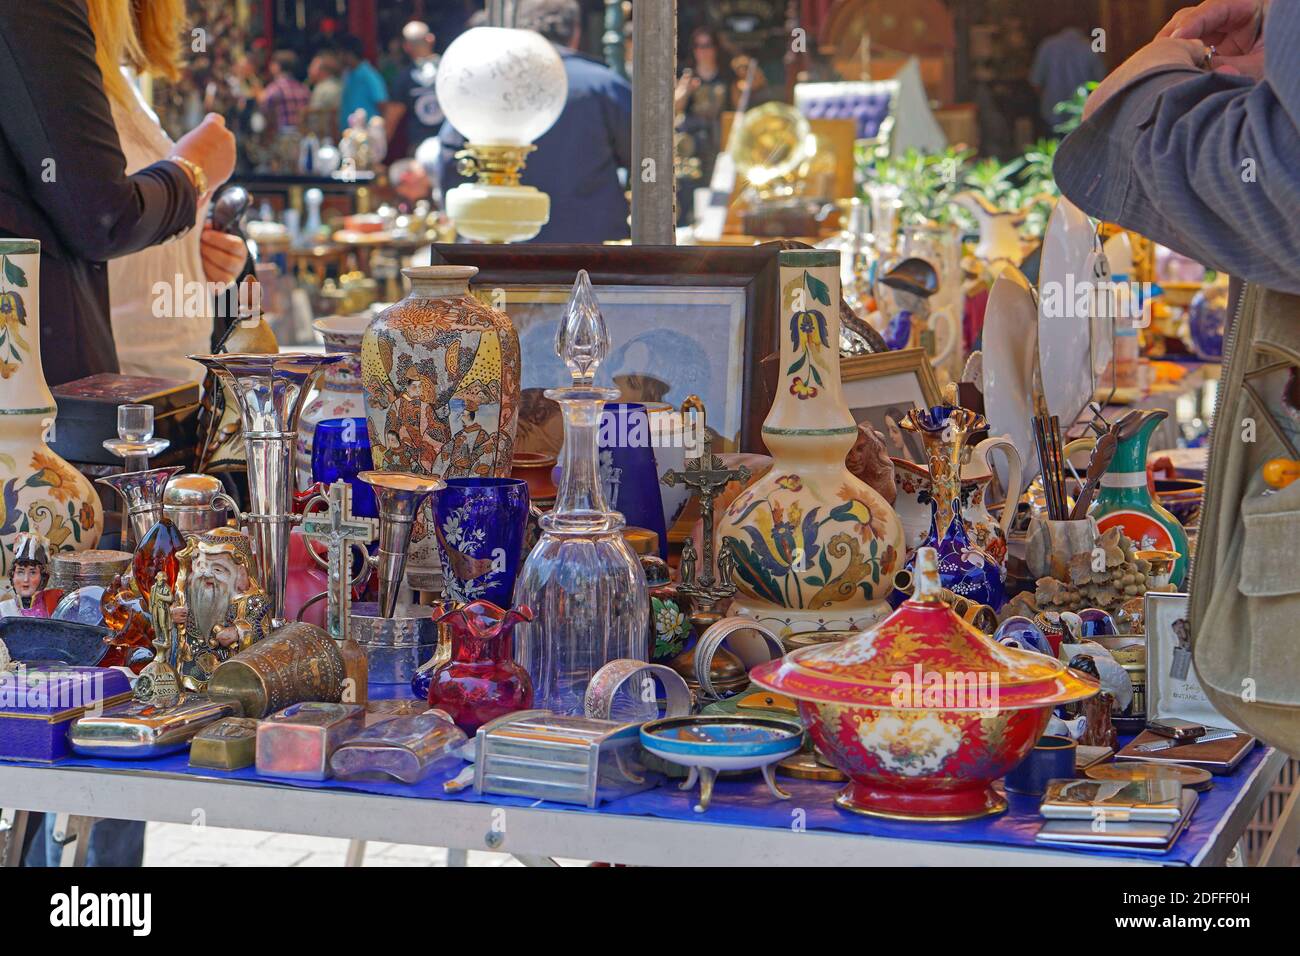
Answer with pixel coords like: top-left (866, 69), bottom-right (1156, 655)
top-left (136, 571), bottom-right (181, 706)
top-left (171, 527), bottom-right (272, 691)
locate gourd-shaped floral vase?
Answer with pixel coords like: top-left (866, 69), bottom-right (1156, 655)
top-left (0, 240), bottom-right (102, 582)
top-left (718, 250), bottom-right (904, 636)
top-left (361, 265), bottom-right (521, 576)
top-left (893, 400), bottom-right (1006, 610)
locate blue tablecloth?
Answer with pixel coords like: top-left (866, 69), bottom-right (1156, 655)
top-left (6, 739), bottom-right (1269, 865)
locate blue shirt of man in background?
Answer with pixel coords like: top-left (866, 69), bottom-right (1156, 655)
top-left (1030, 27), bottom-right (1106, 129)
top-left (337, 34), bottom-right (389, 133)
top-left (438, 0), bottom-right (632, 243)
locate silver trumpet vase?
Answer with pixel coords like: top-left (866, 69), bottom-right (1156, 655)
top-left (95, 466), bottom-right (184, 548)
top-left (356, 471), bottom-right (444, 618)
top-left (190, 352), bottom-right (346, 624)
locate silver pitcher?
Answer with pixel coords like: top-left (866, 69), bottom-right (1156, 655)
top-left (95, 466), bottom-right (183, 547)
top-left (190, 352), bottom-right (346, 624)
top-left (356, 470), bottom-right (444, 618)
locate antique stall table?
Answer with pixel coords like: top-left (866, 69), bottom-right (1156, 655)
top-left (0, 741), bottom-right (1291, 867)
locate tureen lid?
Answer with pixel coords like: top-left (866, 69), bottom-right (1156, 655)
top-left (749, 548), bottom-right (1098, 711)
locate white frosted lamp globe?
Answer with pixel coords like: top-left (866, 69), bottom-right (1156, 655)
top-left (436, 27), bottom-right (567, 146)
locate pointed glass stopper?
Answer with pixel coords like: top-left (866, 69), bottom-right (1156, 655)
top-left (555, 270), bottom-right (609, 386)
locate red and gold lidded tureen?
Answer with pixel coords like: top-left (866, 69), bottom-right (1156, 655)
top-left (749, 547), bottom-right (1098, 820)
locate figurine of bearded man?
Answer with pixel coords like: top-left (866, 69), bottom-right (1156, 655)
top-left (171, 527), bottom-right (271, 690)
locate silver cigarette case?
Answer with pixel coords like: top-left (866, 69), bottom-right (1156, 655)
top-left (69, 694), bottom-right (242, 758)
top-left (474, 710), bottom-right (658, 807)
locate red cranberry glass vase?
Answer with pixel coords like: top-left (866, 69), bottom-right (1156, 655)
top-left (427, 600), bottom-right (535, 734)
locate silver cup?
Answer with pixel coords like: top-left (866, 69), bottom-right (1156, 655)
top-left (189, 352), bottom-right (346, 624)
top-left (95, 466), bottom-right (183, 547)
top-left (356, 471), bottom-right (444, 618)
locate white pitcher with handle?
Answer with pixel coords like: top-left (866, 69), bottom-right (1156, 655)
top-left (962, 434), bottom-right (1024, 565)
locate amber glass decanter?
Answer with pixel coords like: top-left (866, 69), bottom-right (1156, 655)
top-left (513, 271), bottom-right (650, 716)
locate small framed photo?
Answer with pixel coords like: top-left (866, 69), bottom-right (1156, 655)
top-left (840, 347), bottom-right (942, 464)
top-left (1144, 592), bottom-right (1240, 731)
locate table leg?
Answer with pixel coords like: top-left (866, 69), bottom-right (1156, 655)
top-left (53, 814), bottom-right (98, 867)
top-left (345, 839), bottom-right (367, 867)
top-left (1259, 773), bottom-right (1300, 867)
top-left (0, 808), bottom-right (31, 867)
top-left (447, 848), bottom-right (468, 867)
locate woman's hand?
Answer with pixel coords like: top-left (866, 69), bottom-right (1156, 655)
top-left (674, 70), bottom-right (698, 114)
top-left (1159, 0), bottom-right (1268, 78)
top-left (1082, 37), bottom-right (1208, 120)
top-left (200, 225), bottom-right (247, 287)
top-left (172, 113), bottom-right (237, 197)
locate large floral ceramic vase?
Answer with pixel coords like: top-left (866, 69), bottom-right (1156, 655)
top-left (0, 240), bottom-right (103, 581)
top-left (296, 313), bottom-right (371, 490)
top-left (718, 250), bottom-right (903, 636)
top-left (361, 266), bottom-right (521, 576)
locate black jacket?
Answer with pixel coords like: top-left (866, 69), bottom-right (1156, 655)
top-left (0, 0), bottom-right (197, 385)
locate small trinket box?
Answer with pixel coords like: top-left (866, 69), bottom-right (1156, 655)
top-left (190, 717), bottom-right (260, 770)
top-left (69, 694), bottom-right (241, 758)
top-left (0, 665), bottom-right (133, 762)
top-left (330, 712), bottom-right (467, 784)
top-left (474, 710), bottom-right (658, 807)
top-left (256, 702), bottom-right (366, 780)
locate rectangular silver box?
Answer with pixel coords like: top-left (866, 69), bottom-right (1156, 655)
top-left (473, 710), bottom-right (658, 807)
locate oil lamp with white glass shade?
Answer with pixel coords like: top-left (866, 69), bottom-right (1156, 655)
top-left (435, 27), bottom-right (568, 243)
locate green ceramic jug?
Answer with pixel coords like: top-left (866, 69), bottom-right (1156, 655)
top-left (1090, 410), bottom-right (1190, 587)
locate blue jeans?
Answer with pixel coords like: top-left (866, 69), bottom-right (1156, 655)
top-left (22, 814), bottom-right (145, 866)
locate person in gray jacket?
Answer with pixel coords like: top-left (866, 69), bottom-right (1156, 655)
top-left (1055, 0), bottom-right (1298, 294)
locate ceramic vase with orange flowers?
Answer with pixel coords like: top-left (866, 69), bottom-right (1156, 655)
top-left (717, 250), bottom-right (903, 637)
top-left (0, 240), bottom-right (103, 585)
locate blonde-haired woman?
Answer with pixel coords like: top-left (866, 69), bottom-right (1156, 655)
top-left (0, 0), bottom-right (235, 387)
top-left (94, 0), bottom-right (247, 383)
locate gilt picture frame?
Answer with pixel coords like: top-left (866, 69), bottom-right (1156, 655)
top-left (840, 347), bottom-right (942, 464)
top-left (429, 243), bottom-right (784, 455)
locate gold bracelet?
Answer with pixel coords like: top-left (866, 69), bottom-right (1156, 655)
top-left (167, 155), bottom-right (208, 197)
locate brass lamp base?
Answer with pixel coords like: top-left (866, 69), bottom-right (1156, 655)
top-left (448, 143), bottom-right (550, 244)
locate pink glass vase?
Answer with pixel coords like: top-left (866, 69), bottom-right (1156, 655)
top-left (427, 600), bottom-right (534, 734)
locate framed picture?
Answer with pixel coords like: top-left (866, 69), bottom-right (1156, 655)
top-left (429, 243), bottom-right (783, 454)
top-left (1144, 592), bottom-right (1240, 731)
top-left (840, 347), bottom-right (942, 464)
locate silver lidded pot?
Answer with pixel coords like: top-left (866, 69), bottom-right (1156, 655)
top-left (163, 473), bottom-right (229, 535)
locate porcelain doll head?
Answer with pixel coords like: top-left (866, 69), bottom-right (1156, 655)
top-left (9, 532), bottom-right (49, 605)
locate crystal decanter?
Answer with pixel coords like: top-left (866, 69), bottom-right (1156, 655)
top-left (513, 271), bottom-right (650, 716)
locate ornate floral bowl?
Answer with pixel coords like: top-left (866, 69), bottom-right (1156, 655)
top-left (749, 548), bottom-right (1098, 820)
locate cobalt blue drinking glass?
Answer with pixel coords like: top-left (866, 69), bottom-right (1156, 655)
top-left (433, 477), bottom-right (531, 606)
top-left (311, 417), bottom-right (377, 518)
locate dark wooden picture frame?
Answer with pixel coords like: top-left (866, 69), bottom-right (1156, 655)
top-left (430, 243), bottom-right (782, 452)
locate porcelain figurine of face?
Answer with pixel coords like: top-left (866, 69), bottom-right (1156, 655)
top-left (171, 528), bottom-right (272, 689)
top-left (186, 550), bottom-right (249, 645)
top-left (11, 563), bottom-right (43, 601)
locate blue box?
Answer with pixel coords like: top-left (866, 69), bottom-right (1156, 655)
top-left (0, 665), bottom-right (133, 762)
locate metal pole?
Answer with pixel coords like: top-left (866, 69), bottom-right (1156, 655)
top-left (630, 0), bottom-right (676, 245)
top-left (486, 0), bottom-right (518, 28)
top-left (603, 0), bottom-right (627, 79)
